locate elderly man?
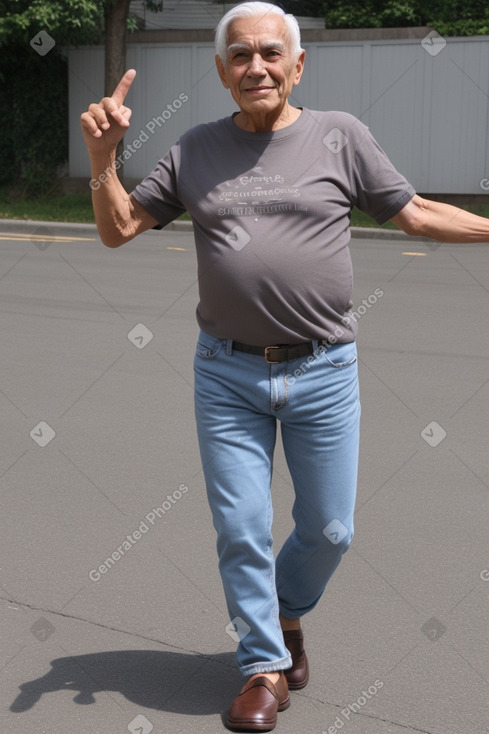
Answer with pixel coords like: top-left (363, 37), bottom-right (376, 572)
top-left (81, 1), bottom-right (489, 730)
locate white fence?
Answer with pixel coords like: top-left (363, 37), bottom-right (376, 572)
top-left (128, 0), bottom-right (325, 30)
top-left (69, 34), bottom-right (489, 194)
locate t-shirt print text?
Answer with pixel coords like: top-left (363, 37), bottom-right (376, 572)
top-left (217, 170), bottom-right (307, 218)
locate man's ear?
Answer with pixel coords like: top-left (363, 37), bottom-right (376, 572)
top-left (293, 49), bottom-right (306, 86)
top-left (215, 54), bottom-right (230, 89)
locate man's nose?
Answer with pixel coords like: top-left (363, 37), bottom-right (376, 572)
top-left (247, 53), bottom-right (266, 75)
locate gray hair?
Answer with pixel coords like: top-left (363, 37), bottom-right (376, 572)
top-left (215, 2), bottom-right (303, 62)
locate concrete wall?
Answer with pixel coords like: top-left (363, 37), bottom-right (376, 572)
top-left (69, 30), bottom-right (489, 194)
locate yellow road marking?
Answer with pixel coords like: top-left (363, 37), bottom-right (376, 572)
top-left (402, 252), bottom-right (427, 256)
top-left (0, 232), bottom-right (95, 242)
top-left (167, 246), bottom-right (187, 251)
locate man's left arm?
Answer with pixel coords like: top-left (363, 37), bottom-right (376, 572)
top-left (391, 194), bottom-right (489, 243)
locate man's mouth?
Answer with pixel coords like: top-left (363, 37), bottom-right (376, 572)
top-left (244, 86), bottom-right (275, 94)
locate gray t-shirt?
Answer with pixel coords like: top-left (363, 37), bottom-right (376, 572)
top-left (132, 108), bottom-right (415, 345)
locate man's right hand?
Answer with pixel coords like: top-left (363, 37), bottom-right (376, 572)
top-left (80, 69), bottom-right (136, 156)
top-left (78, 68), bottom-right (158, 247)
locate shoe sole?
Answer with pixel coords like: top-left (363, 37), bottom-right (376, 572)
top-left (226, 696), bottom-right (290, 732)
top-left (285, 672), bottom-right (309, 690)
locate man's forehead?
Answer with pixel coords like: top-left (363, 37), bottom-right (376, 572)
top-left (226, 14), bottom-right (289, 46)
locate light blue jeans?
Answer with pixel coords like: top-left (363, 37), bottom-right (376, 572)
top-left (193, 331), bottom-right (360, 676)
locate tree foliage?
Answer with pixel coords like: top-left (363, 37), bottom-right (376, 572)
top-left (280, 0), bottom-right (325, 18)
top-left (0, 0), bottom-right (161, 196)
top-left (320, 0), bottom-right (489, 35)
top-left (0, 0), bottom-right (105, 48)
top-left (282, 0), bottom-right (489, 34)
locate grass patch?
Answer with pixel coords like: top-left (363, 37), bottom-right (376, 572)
top-left (0, 188), bottom-right (193, 224)
top-left (350, 208), bottom-right (397, 229)
top-left (0, 189), bottom-right (96, 223)
top-left (1, 188), bottom-right (489, 229)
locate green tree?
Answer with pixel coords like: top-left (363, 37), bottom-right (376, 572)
top-left (0, 0), bottom-right (162, 196)
top-left (280, 0), bottom-right (326, 18)
top-left (322, 0), bottom-right (489, 35)
top-left (0, 0), bottom-right (105, 47)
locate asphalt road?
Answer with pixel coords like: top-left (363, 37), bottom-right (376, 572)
top-left (1, 221), bottom-right (488, 734)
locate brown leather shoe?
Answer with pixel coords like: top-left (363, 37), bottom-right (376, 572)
top-left (283, 629), bottom-right (309, 690)
top-left (226, 671), bottom-right (290, 732)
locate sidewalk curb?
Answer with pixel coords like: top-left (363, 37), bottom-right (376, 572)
top-left (0, 218), bottom-right (432, 242)
top-left (0, 218), bottom-right (192, 237)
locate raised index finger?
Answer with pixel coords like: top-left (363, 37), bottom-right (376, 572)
top-left (111, 68), bottom-right (137, 106)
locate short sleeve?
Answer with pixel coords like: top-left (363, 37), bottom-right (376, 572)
top-left (352, 128), bottom-right (416, 225)
top-left (131, 143), bottom-right (186, 227)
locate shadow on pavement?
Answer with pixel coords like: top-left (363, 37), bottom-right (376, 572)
top-left (10, 649), bottom-right (238, 716)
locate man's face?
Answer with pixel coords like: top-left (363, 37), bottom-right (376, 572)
top-left (216, 14), bottom-right (305, 118)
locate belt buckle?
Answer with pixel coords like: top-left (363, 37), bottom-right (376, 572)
top-left (264, 345), bottom-right (283, 364)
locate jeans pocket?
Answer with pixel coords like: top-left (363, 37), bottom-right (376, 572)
top-left (195, 332), bottom-right (223, 360)
top-left (323, 341), bottom-right (357, 368)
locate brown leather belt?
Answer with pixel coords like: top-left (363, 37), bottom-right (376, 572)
top-left (232, 341), bottom-right (319, 364)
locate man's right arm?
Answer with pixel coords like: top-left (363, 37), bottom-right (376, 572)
top-left (80, 69), bottom-right (158, 248)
